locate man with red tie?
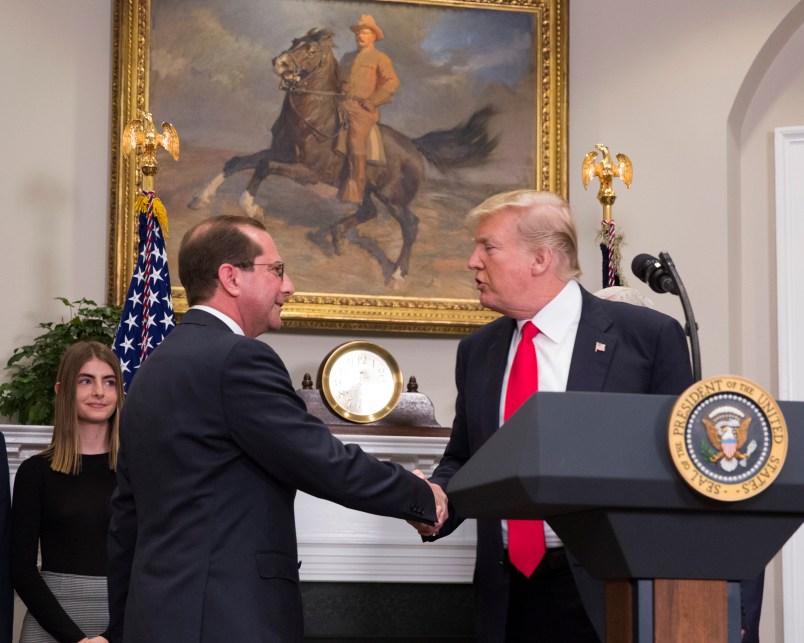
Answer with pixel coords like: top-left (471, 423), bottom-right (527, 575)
top-left (410, 190), bottom-right (693, 642)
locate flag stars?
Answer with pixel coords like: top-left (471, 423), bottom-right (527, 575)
top-left (113, 207), bottom-right (176, 392)
top-left (160, 312), bottom-right (175, 331)
top-left (118, 336), bottom-right (135, 354)
top-left (123, 313), bottom-right (138, 331)
top-left (141, 335), bottom-right (155, 352)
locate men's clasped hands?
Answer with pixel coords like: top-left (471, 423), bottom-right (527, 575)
top-left (409, 469), bottom-right (447, 537)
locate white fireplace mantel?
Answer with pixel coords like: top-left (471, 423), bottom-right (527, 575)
top-left (1, 425), bottom-right (475, 585)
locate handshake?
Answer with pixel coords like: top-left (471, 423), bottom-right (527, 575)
top-left (409, 469), bottom-right (448, 537)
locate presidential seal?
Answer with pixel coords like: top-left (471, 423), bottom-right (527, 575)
top-left (668, 375), bottom-right (788, 501)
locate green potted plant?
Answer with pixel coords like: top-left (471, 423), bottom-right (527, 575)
top-left (0, 298), bottom-right (122, 425)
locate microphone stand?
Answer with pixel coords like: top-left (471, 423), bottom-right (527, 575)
top-left (658, 251), bottom-right (701, 382)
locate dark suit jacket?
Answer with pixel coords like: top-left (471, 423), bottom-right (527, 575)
top-left (107, 309), bottom-right (436, 642)
top-left (429, 286), bottom-right (694, 643)
top-left (0, 434), bottom-right (12, 643)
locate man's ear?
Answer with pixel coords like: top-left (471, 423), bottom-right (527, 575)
top-left (217, 264), bottom-right (241, 297)
top-left (531, 248), bottom-right (553, 276)
top-left (54, 382), bottom-right (60, 395)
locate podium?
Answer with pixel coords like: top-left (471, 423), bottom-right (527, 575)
top-left (447, 391), bottom-right (804, 642)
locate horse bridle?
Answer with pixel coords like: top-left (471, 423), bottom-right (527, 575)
top-left (278, 40), bottom-right (345, 141)
top-left (278, 41), bottom-right (333, 92)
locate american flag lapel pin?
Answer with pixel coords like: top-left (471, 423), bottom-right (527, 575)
top-left (595, 342), bottom-right (606, 353)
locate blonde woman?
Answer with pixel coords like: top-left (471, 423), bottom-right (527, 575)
top-left (12, 342), bottom-right (122, 643)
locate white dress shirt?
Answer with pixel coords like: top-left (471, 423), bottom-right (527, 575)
top-left (500, 279), bottom-right (582, 549)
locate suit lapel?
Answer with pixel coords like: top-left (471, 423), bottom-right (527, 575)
top-left (567, 288), bottom-right (617, 392)
top-left (479, 318), bottom-right (516, 440)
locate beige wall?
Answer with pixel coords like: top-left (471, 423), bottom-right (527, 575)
top-left (4, 1), bottom-right (804, 640)
top-left (1, 1), bottom-right (112, 357)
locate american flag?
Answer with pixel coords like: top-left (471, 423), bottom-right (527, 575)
top-left (113, 191), bottom-right (176, 391)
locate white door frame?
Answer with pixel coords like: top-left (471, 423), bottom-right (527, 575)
top-left (775, 125), bottom-right (804, 642)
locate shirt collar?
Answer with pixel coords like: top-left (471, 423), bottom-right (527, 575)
top-left (516, 279), bottom-right (582, 343)
top-left (191, 305), bottom-right (244, 336)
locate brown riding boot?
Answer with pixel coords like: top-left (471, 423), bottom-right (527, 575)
top-left (341, 154), bottom-right (367, 204)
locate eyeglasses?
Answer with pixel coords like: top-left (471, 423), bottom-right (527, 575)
top-left (237, 261), bottom-right (285, 279)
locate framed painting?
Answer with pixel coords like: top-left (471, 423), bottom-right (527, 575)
top-left (109, 0), bottom-right (567, 334)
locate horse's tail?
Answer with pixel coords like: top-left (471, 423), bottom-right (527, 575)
top-left (412, 105), bottom-right (499, 173)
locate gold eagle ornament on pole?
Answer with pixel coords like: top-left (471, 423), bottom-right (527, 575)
top-left (582, 143), bottom-right (632, 221)
top-left (582, 143), bottom-right (633, 287)
top-left (122, 111), bottom-right (180, 186)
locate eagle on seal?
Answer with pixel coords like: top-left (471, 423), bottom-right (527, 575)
top-left (704, 415), bottom-right (752, 464)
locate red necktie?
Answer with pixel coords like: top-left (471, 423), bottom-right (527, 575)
top-left (504, 321), bottom-right (545, 577)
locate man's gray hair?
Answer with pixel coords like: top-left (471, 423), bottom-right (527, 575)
top-left (467, 189), bottom-right (581, 280)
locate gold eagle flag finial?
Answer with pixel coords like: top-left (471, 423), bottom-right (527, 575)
top-left (582, 143), bottom-right (632, 222)
top-left (582, 143), bottom-right (633, 288)
top-left (122, 111), bottom-right (180, 188)
top-left (121, 111), bottom-right (179, 236)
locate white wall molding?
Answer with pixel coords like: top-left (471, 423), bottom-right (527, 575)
top-left (774, 125), bottom-right (804, 642)
top-left (295, 433), bottom-right (475, 583)
top-left (1, 425), bottom-right (53, 487)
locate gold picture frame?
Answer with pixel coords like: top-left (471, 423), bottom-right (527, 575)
top-left (108, 0), bottom-right (567, 335)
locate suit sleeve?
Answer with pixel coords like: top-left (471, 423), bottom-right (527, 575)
top-left (107, 440), bottom-right (137, 643)
top-left (0, 436), bottom-right (13, 643)
top-left (649, 315), bottom-right (694, 394)
top-left (221, 341), bottom-right (437, 524)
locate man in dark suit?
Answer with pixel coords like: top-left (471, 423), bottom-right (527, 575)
top-left (107, 215), bottom-right (447, 642)
top-left (409, 190), bottom-right (693, 642)
top-left (0, 433), bottom-right (12, 643)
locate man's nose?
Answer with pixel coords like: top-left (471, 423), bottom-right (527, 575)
top-left (283, 273), bottom-right (296, 297)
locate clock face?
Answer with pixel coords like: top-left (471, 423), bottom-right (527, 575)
top-left (319, 342), bottom-right (403, 423)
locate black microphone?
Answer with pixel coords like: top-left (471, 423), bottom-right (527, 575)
top-left (631, 253), bottom-right (679, 295)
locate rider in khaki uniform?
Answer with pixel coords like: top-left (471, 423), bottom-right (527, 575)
top-left (338, 15), bottom-right (400, 204)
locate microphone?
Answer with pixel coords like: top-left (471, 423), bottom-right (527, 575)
top-left (632, 251), bottom-right (701, 380)
top-left (631, 253), bottom-right (679, 295)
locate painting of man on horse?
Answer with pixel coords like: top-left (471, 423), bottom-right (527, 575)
top-left (190, 23), bottom-right (498, 284)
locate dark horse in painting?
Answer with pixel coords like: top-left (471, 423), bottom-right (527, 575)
top-left (190, 28), bottom-right (498, 283)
